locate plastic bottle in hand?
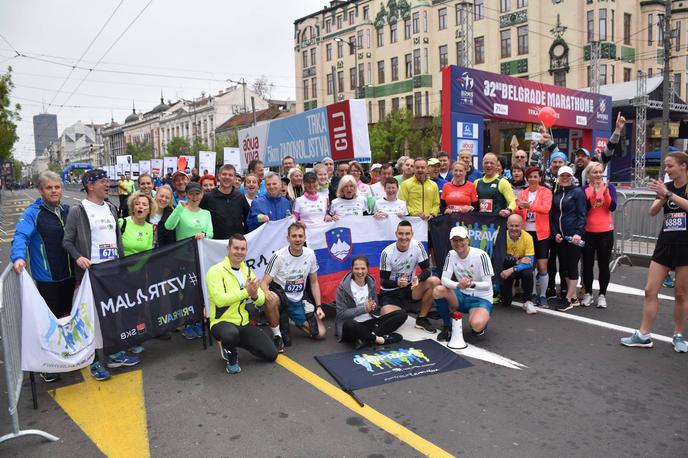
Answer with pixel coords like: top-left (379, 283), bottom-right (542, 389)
top-left (565, 236), bottom-right (585, 247)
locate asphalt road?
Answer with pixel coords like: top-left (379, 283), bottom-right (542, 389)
top-left (1, 188), bottom-right (686, 457)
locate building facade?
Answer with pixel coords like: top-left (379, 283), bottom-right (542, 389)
top-left (32, 113), bottom-right (58, 158)
top-left (294, 0), bottom-right (688, 123)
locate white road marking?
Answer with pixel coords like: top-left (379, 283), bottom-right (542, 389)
top-left (397, 317), bottom-right (528, 370)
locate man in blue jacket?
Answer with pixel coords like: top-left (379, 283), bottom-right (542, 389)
top-left (247, 172), bottom-right (292, 231)
top-left (11, 171), bottom-right (74, 383)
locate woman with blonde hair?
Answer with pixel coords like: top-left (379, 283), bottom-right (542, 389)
top-left (330, 175), bottom-right (369, 218)
top-left (348, 161), bottom-right (375, 212)
top-left (149, 184), bottom-right (175, 247)
top-left (286, 167), bottom-right (304, 201)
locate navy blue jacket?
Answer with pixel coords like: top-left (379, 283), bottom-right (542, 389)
top-left (550, 184), bottom-right (587, 238)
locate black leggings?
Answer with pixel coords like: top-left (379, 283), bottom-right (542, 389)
top-left (547, 236), bottom-right (568, 292)
top-left (556, 239), bottom-right (582, 280)
top-left (501, 258), bottom-right (535, 307)
top-left (211, 322), bottom-right (277, 362)
top-left (341, 309), bottom-right (408, 344)
top-left (582, 231), bottom-right (614, 295)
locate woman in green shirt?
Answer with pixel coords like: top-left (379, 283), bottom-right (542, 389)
top-left (164, 181), bottom-right (213, 240)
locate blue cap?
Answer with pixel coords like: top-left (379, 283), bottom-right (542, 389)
top-left (549, 151), bottom-right (568, 165)
top-left (576, 147), bottom-right (591, 157)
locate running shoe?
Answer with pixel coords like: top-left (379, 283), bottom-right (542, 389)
top-left (620, 331), bottom-right (653, 348)
top-left (673, 334), bottom-right (688, 353)
top-left (107, 351), bottom-right (141, 368)
top-left (581, 293), bottom-right (593, 307)
top-left (663, 274), bottom-right (675, 288)
top-left (182, 324), bottom-right (200, 340)
top-left (596, 295), bottom-right (607, 308)
top-left (546, 288), bottom-right (558, 300)
top-left (40, 372), bottom-right (61, 383)
top-left (381, 333), bottom-right (403, 345)
top-left (225, 351), bottom-right (241, 374)
top-left (129, 345), bottom-right (145, 354)
top-left (415, 317), bottom-right (437, 334)
top-left (556, 300), bottom-right (574, 312)
top-left (531, 294), bottom-right (540, 306)
top-left (354, 339), bottom-right (369, 350)
top-left (273, 335), bottom-right (284, 353)
top-left (437, 326), bottom-right (452, 342)
top-left (471, 326), bottom-right (486, 337)
top-left (538, 296), bottom-right (549, 309)
top-left (90, 361), bottom-right (111, 381)
top-left (220, 346), bottom-right (230, 361)
top-left (524, 301), bottom-right (537, 315)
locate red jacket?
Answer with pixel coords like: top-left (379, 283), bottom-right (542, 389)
top-left (516, 186), bottom-right (552, 241)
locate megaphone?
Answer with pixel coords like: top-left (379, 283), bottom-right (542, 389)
top-left (447, 311), bottom-right (468, 350)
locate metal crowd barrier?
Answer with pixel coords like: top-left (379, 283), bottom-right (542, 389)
top-left (610, 189), bottom-right (661, 272)
top-left (0, 265), bottom-right (58, 444)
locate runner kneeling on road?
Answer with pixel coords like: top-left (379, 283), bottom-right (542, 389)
top-left (379, 220), bottom-right (440, 333)
top-left (206, 234), bottom-right (278, 374)
top-left (433, 226), bottom-right (494, 339)
top-left (500, 214), bottom-right (536, 314)
top-left (262, 221), bottom-right (326, 350)
top-left (335, 255), bottom-right (407, 350)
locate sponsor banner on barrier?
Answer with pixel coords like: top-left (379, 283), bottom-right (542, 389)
top-left (151, 159), bottom-right (163, 176)
top-left (448, 66), bottom-right (611, 131)
top-left (238, 99), bottom-right (371, 167)
top-left (163, 156), bottom-right (177, 175)
top-left (139, 160), bottom-right (151, 175)
top-left (116, 155), bottom-right (133, 175)
top-left (21, 271), bottom-right (100, 372)
top-left (315, 339), bottom-right (472, 391)
top-left (198, 151), bottom-right (216, 175)
top-left (89, 238), bottom-right (204, 352)
top-left (429, 213), bottom-right (507, 278)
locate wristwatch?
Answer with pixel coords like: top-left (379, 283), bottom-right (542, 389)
top-left (665, 191), bottom-right (674, 199)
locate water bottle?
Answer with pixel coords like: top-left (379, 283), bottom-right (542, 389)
top-left (565, 236), bottom-right (585, 247)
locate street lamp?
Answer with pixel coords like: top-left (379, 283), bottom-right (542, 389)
top-left (335, 37), bottom-right (359, 91)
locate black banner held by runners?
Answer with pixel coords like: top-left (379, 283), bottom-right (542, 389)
top-left (90, 238), bottom-right (204, 352)
top-left (429, 213), bottom-right (507, 278)
top-left (315, 339), bottom-right (472, 391)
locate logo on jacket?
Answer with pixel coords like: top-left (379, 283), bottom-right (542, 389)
top-left (326, 227), bottom-right (352, 262)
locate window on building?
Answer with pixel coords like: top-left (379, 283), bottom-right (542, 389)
top-left (311, 77), bottom-right (317, 99)
top-left (517, 0), bottom-right (527, 8)
top-left (405, 53), bottom-right (412, 78)
top-left (368, 101), bottom-right (372, 120)
top-left (350, 67), bottom-right (357, 89)
top-left (674, 73), bottom-right (682, 97)
top-left (349, 36), bottom-right (356, 54)
top-left (553, 70), bottom-right (566, 87)
top-left (648, 14), bottom-right (653, 45)
top-left (623, 67), bottom-right (631, 82)
top-left (337, 15), bottom-right (342, 29)
top-left (363, 5), bottom-right (369, 20)
top-left (327, 73), bottom-right (334, 95)
top-left (624, 13), bottom-right (631, 45)
top-left (337, 41), bottom-right (344, 58)
top-left (390, 22), bottom-right (398, 43)
top-left (413, 48), bottom-right (421, 75)
top-left (378, 60), bottom-right (385, 83)
top-left (501, 0), bottom-right (510, 13)
top-left (414, 92), bottom-right (422, 116)
top-left (359, 62), bottom-right (365, 86)
top-left (675, 21), bottom-right (681, 51)
top-left (455, 4), bottom-right (463, 26)
top-left (658, 14), bottom-right (664, 44)
top-left (475, 0), bottom-right (484, 20)
top-left (423, 48), bottom-right (428, 73)
top-left (302, 50), bottom-right (308, 68)
top-left (517, 25), bottom-right (528, 54)
top-left (439, 7), bottom-right (447, 30)
top-left (423, 10), bottom-right (428, 32)
top-left (412, 12), bottom-right (420, 34)
top-left (501, 29), bottom-right (511, 58)
top-left (337, 70), bottom-right (344, 93)
top-left (310, 48), bottom-right (316, 66)
top-left (325, 19), bottom-right (331, 33)
top-left (611, 10), bottom-right (615, 41)
top-left (392, 97), bottom-right (400, 112)
top-left (303, 79), bottom-right (309, 100)
top-left (368, 62), bottom-right (372, 86)
top-left (405, 95), bottom-right (413, 113)
top-left (475, 36), bottom-right (485, 64)
top-left (377, 28), bottom-right (384, 47)
top-left (648, 68), bottom-right (653, 77)
top-left (326, 43), bottom-right (332, 61)
top-left (349, 10), bottom-right (354, 23)
top-left (391, 56), bottom-right (399, 81)
top-left (357, 30), bottom-right (364, 49)
top-left (456, 41), bottom-right (465, 66)
top-left (600, 64), bottom-right (607, 85)
top-left (378, 100), bottom-right (386, 121)
top-left (439, 45), bottom-right (448, 69)
top-left (599, 9), bottom-right (607, 41)
top-left (405, 19), bottom-right (411, 39)
top-left (425, 91), bottom-right (429, 116)
top-left (587, 11), bottom-right (594, 43)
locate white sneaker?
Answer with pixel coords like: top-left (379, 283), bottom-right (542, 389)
top-left (596, 295), bottom-right (607, 308)
top-left (525, 301), bottom-right (537, 315)
top-left (581, 293), bottom-right (593, 307)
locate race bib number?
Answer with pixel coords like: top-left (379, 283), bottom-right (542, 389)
top-left (526, 211), bottom-right (535, 222)
top-left (663, 212), bottom-right (687, 232)
top-left (479, 199), bottom-right (493, 213)
top-left (285, 279), bottom-right (305, 294)
top-left (99, 244), bottom-right (118, 261)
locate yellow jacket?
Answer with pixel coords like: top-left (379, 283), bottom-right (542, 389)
top-left (399, 176), bottom-right (440, 216)
top-left (206, 257), bottom-right (265, 328)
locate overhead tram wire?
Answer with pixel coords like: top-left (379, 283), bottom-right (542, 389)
top-left (47, 0), bottom-right (124, 109)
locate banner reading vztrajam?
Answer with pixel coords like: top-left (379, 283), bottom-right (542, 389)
top-left (89, 238), bottom-right (204, 352)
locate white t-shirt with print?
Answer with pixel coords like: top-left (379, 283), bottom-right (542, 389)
top-left (82, 199), bottom-right (118, 264)
top-left (373, 198), bottom-right (408, 216)
top-left (442, 247), bottom-right (494, 302)
top-left (330, 196), bottom-right (368, 217)
top-left (350, 279), bottom-right (372, 322)
top-left (293, 193), bottom-right (329, 224)
top-left (265, 246), bottom-right (319, 302)
top-left (379, 239), bottom-right (428, 291)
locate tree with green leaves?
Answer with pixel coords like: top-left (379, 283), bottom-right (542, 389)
top-left (369, 109), bottom-right (442, 163)
top-left (213, 132), bottom-right (239, 166)
top-left (0, 66), bottom-right (21, 162)
top-left (126, 141), bottom-right (153, 162)
top-left (166, 136), bottom-right (190, 156)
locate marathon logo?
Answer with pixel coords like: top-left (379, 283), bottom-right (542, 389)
top-left (157, 306), bottom-right (195, 326)
top-left (99, 274), bottom-right (196, 317)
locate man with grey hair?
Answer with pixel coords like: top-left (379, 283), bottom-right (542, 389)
top-left (11, 171), bottom-right (75, 383)
top-left (201, 163), bottom-right (250, 238)
top-left (247, 172), bottom-right (292, 231)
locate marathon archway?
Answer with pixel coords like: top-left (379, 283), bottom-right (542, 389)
top-left (61, 163), bottom-right (94, 182)
top-left (441, 65), bottom-right (612, 169)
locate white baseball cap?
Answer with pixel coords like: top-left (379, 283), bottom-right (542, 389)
top-left (557, 165), bottom-right (574, 177)
top-left (450, 226), bottom-right (469, 239)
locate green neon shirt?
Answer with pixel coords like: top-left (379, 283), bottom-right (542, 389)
top-left (118, 217), bottom-right (154, 256)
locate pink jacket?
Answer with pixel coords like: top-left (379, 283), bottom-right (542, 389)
top-left (516, 186), bottom-right (552, 241)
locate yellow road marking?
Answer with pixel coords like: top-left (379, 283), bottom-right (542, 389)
top-left (276, 355), bottom-right (455, 457)
top-left (50, 369), bottom-right (150, 458)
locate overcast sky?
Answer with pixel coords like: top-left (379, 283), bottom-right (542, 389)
top-left (1, 0), bottom-right (324, 162)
